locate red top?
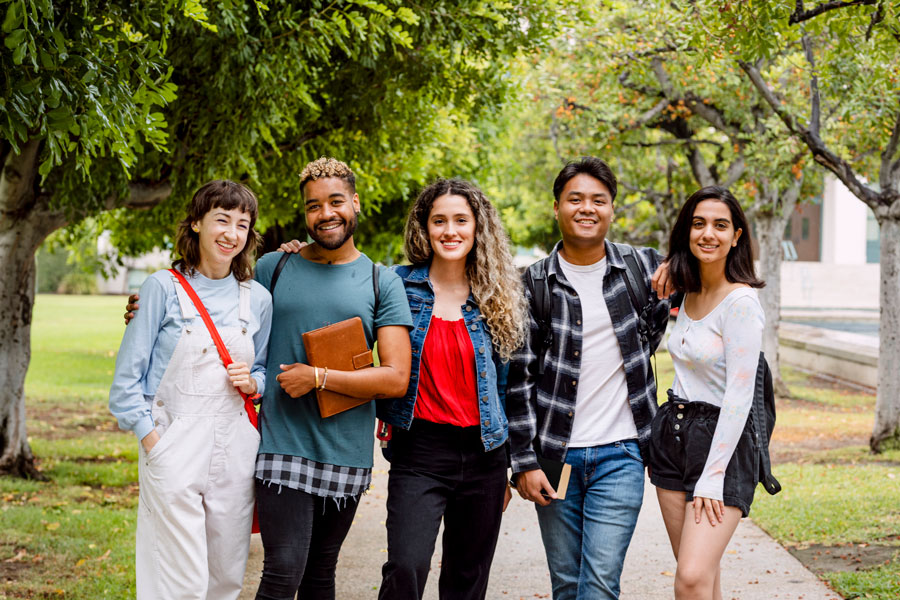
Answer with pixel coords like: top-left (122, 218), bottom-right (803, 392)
top-left (414, 317), bottom-right (480, 427)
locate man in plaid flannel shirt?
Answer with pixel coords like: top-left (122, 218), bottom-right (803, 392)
top-left (507, 157), bottom-right (671, 600)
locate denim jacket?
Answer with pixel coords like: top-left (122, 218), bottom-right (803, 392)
top-left (376, 263), bottom-right (509, 452)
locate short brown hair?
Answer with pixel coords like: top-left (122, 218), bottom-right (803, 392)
top-left (299, 157), bottom-right (356, 198)
top-left (172, 180), bottom-right (261, 282)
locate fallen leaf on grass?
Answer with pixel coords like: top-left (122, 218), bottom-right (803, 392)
top-left (4, 549), bottom-right (28, 562)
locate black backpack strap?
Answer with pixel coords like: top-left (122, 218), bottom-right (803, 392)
top-left (616, 244), bottom-right (650, 315)
top-left (524, 258), bottom-right (552, 376)
top-left (269, 252), bottom-right (291, 293)
top-left (372, 262), bottom-right (381, 315)
top-left (753, 352), bottom-right (782, 495)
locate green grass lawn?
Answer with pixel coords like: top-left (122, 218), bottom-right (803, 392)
top-left (1, 295), bottom-right (898, 598)
top-left (3, 294), bottom-right (136, 599)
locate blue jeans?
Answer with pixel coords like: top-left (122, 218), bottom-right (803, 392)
top-left (535, 440), bottom-right (645, 600)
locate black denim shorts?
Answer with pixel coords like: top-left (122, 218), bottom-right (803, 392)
top-left (648, 392), bottom-right (759, 517)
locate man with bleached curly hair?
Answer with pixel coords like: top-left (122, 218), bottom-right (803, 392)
top-left (251, 157), bottom-right (413, 599)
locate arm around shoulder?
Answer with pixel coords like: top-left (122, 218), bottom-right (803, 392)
top-left (249, 280), bottom-right (273, 396)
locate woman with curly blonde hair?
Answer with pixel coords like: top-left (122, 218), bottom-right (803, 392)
top-left (377, 178), bottom-right (527, 600)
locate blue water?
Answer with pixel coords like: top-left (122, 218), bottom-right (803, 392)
top-left (784, 319), bottom-right (879, 338)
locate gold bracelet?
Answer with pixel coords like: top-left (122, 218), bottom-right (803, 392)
top-left (314, 366), bottom-right (320, 389)
top-left (319, 367), bottom-right (328, 391)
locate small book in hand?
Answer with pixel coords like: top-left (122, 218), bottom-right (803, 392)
top-left (537, 455), bottom-right (571, 500)
top-left (301, 316), bottom-right (374, 418)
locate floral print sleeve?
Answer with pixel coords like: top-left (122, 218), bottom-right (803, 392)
top-left (691, 292), bottom-right (764, 501)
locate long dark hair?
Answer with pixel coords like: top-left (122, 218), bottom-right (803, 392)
top-left (667, 186), bottom-right (764, 293)
top-left (173, 180), bottom-right (261, 282)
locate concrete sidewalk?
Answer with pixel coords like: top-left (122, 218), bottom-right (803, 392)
top-left (241, 451), bottom-right (841, 599)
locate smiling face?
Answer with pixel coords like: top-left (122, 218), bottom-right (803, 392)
top-left (554, 173), bottom-right (614, 249)
top-left (689, 199), bottom-right (742, 266)
top-left (303, 176), bottom-right (360, 250)
top-left (427, 193), bottom-right (476, 265)
top-left (193, 207), bottom-right (251, 277)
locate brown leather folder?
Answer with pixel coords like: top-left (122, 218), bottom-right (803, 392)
top-left (301, 316), bottom-right (375, 418)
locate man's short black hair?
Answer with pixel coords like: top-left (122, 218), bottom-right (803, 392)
top-left (553, 157), bottom-right (617, 202)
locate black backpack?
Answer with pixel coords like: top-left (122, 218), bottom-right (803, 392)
top-left (752, 353), bottom-right (782, 495)
top-left (523, 244), bottom-right (651, 376)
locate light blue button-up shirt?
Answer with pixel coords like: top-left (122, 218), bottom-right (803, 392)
top-left (108, 268), bottom-right (272, 441)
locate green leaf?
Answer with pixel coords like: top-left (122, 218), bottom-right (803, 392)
top-left (38, 157), bottom-right (54, 178)
top-left (2, 2), bottom-right (21, 33)
top-left (4, 28), bottom-right (26, 49)
top-left (395, 7), bottom-right (419, 26)
top-left (12, 42), bottom-right (26, 65)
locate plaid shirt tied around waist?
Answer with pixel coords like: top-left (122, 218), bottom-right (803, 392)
top-left (506, 240), bottom-right (669, 474)
top-left (256, 453), bottom-right (371, 501)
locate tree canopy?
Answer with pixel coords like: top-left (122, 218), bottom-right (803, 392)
top-left (0, 0), bottom-right (571, 476)
top-left (681, 0), bottom-right (900, 450)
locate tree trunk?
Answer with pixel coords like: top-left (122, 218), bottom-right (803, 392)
top-left (754, 209), bottom-right (793, 398)
top-left (0, 238), bottom-right (44, 478)
top-left (871, 211), bottom-right (900, 451)
top-left (0, 141), bottom-right (66, 478)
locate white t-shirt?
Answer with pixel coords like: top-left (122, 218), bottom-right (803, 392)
top-left (558, 255), bottom-right (638, 447)
top-left (668, 287), bottom-right (765, 500)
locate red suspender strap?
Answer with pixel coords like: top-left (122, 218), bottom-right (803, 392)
top-left (169, 269), bottom-right (260, 428)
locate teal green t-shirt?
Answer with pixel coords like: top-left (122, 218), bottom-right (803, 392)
top-left (254, 251), bottom-right (412, 467)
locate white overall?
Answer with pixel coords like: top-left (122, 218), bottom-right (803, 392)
top-left (136, 277), bottom-right (260, 600)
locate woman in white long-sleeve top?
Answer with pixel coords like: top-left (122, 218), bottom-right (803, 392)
top-left (109, 180), bottom-right (272, 600)
top-left (649, 186), bottom-right (765, 600)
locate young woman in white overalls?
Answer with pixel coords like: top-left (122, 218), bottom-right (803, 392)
top-left (110, 180), bottom-right (273, 599)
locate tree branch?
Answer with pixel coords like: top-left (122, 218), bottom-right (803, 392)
top-left (802, 35), bottom-right (821, 139)
top-left (618, 70), bottom-right (662, 98)
top-left (622, 138), bottom-right (724, 149)
top-left (723, 157), bottom-right (746, 188)
top-left (617, 45), bottom-right (695, 61)
top-left (683, 92), bottom-right (743, 137)
top-left (650, 57), bottom-right (674, 97)
top-left (0, 139), bottom-right (41, 218)
top-left (881, 97), bottom-right (900, 191)
top-left (738, 59), bottom-right (880, 207)
top-left (102, 180), bottom-right (174, 212)
top-left (127, 181), bottom-right (173, 209)
top-left (549, 113), bottom-right (566, 164)
top-left (788, 0), bottom-right (878, 25)
top-left (865, 0), bottom-right (886, 40)
top-left (623, 98), bottom-right (670, 131)
top-left (619, 179), bottom-right (670, 202)
top-left (687, 145), bottom-right (716, 187)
